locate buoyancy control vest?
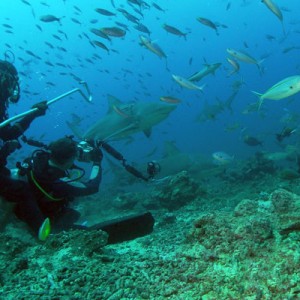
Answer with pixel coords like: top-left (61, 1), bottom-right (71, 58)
top-left (22, 150), bottom-right (85, 202)
top-left (19, 150), bottom-right (67, 202)
top-left (21, 150), bottom-right (72, 217)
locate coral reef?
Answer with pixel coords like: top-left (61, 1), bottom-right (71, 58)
top-left (150, 170), bottom-right (206, 210)
top-left (2, 172), bottom-right (300, 299)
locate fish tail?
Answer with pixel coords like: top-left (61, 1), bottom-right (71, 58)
top-left (251, 91), bottom-right (264, 109)
top-left (58, 16), bottom-right (65, 25)
top-left (256, 59), bottom-right (265, 75)
top-left (198, 83), bottom-right (206, 92)
top-left (258, 98), bottom-right (264, 110)
top-left (226, 69), bottom-right (236, 77)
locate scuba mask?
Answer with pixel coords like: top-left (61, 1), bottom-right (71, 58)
top-left (0, 60), bottom-right (20, 104)
top-left (7, 78), bottom-right (20, 103)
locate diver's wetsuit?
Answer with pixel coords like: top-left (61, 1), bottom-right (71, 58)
top-left (0, 109), bottom-right (48, 233)
top-left (0, 64), bottom-right (47, 234)
top-left (21, 151), bottom-right (102, 233)
top-left (0, 107), bottom-right (42, 166)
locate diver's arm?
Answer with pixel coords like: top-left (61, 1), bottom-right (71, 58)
top-left (0, 102), bottom-right (48, 140)
top-left (52, 163), bottom-right (102, 197)
top-left (0, 121), bottom-right (24, 140)
top-left (0, 115), bottom-right (40, 140)
top-left (13, 101), bottom-right (48, 137)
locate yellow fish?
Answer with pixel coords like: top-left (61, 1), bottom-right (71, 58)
top-left (261, 0), bottom-right (285, 35)
top-left (262, 0), bottom-right (283, 21)
top-left (252, 75), bottom-right (300, 107)
top-left (172, 74), bottom-right (205, 91)
top-left (139, 35), bottom-right (166, 58)
top-left (226, 58), bottom-right (240, 76)
top-left (160, 96), bottom-right (181, 104)
top-left (227, 48), bottom-right (262, 67)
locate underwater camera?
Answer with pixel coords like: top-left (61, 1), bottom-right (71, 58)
top-left (77, 141), bottom-right (94, 162)
top-left (147, 161), bottom-right (161, 179)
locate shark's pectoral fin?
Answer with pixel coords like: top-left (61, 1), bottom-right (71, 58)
top-left (143, 128), bottom-right (152, 138)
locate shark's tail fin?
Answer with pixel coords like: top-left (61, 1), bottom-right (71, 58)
top-left (225, 90), bottom-right (239, 114)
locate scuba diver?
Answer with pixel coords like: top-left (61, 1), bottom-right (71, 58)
top-left (17, 137), bottom-right (156, 243)
top-left (0, 59), bottom-right (48, 167)
top-left (14, 137), bottom-right (103, 239)
top-left (0, 57), bottom-right (49, 240)
top-left (0, 55), bottom-right (155, 242)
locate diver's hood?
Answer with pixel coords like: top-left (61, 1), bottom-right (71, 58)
top-left (0, 60), bottom-right (20, 103)
top-left (0, 60), bottom-right (18, 76)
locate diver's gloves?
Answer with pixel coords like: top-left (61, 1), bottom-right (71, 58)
top-left (31, 100), bottom-right (48, 116)
top-left (38, 217), bottom-right (51, 241)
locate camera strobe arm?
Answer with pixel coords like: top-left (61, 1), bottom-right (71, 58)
top-left (98, 140), bottom-right (150, 182)
top-left (99, 141), bottom-right (124, 161)
top-left (123, 163), bottom-right (149, 181)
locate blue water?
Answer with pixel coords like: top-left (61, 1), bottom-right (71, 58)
top-left (1, 0), bottom-right (299, 172)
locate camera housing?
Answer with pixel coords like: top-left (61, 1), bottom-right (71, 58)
top-left (147, 161), bottom-right (161, 178)
top-left (77, 141), bottom-right (94, 162)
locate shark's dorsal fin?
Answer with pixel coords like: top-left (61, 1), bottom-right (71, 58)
top-left (66, 120), bottom-right (83, 139)
top-left (107, 94), bottom-right (123, 113)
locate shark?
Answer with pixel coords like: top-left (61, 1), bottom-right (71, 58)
top-left (157, 141), bottom-right (196, 178)
top-left (104, 140), bottom-right (197, 189)
top-left (196, 90), bottom-right (239, 122)
top-left (67, 94), bottom-right (177, 141)
top-left (104, 139), bottom-right (221, 189)
top-left (188, 62), bottom-right (222, 82)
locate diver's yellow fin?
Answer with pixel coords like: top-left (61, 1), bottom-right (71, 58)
top-left (38, 218), bottom-right (51, 241)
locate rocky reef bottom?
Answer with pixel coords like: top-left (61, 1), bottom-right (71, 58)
top-left (1, 170), bottom-right (300, 299)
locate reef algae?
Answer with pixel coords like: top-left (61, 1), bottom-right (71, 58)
top-left (2, 171), bottom-right (300, 299)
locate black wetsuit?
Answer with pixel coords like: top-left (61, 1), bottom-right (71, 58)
top-left (0, 94), bottom-right (46, 233)
top-left (0, 101), bottom-right (41, 169)
top-left (18, 151), bottom-right (102, 233)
